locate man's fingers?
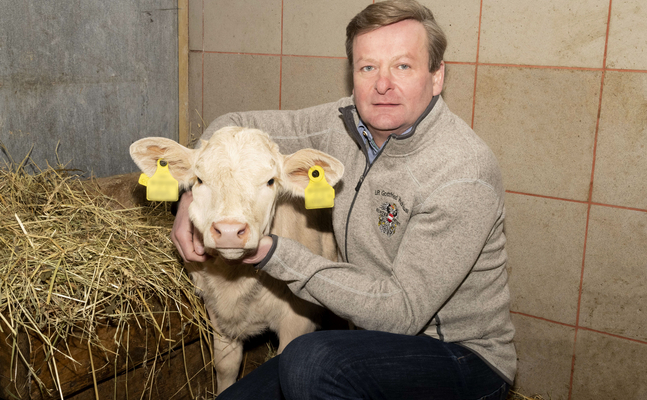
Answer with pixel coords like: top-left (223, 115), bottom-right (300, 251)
top-left (242, 236), bottom-right (273, 264)
top-left (193, 227), bottom-right (205, 256)
top-left (172, 233), bottom-right (188, 262)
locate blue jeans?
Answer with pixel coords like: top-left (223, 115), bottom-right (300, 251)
top-left (218, 330), bottom-right (509, 400)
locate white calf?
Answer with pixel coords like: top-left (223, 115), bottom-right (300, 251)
top-left (130, 126), bottom-right (344, 394)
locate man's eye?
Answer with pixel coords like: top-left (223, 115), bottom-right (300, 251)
top-left (398, 64), bottom-right (410, 70)
top-left (360, 66), bottom-right (374, 72)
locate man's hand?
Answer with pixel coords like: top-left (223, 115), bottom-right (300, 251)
top-left (242, 235), bottom-right (273, 264)
top-left (171, 191), bottom-right (210, 262)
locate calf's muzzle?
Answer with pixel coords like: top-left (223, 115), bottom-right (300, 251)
top-left (210, 221), bottom-right (250, 248)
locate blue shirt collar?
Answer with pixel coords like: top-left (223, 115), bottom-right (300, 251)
top-left (357, 119), bottom-right (412, 164)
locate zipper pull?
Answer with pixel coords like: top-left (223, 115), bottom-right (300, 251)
top-left (355, 175), bottom-right (365, 192)
top-left (362, 130), bottom-right (380, 154)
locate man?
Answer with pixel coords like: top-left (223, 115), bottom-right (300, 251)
top-left (173, 1), bottom-right (515, 398)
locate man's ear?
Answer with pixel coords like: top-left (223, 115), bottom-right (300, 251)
top-left (281, 149), bottom-right (344, 198)
top-left (129, 137), bottom-right (197, 188)
top-left (432, 61), bottom-right (445, 96)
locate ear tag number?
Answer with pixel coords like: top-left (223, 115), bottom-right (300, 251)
top-left (138, 159), bottom-right (179, 202)
top-left (304, 165), bottom-right (335, 209)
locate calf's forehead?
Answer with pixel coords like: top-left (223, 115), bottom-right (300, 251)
top-left (195, 128), bottom-right (281, 181)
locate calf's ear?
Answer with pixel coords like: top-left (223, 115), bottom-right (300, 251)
top-left (281, 149), bottom-right (344, 197)
top-left (130, 137), bottom-right (196, 187)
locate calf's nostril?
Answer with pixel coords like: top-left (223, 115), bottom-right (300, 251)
top-left (211, 224), bottom-right (222, 238)
top-left (211, 221), bottom-right (249, 248)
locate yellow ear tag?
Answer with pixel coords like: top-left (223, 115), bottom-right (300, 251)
top-left (304, 165), bottom-right (335, 209)
top-left (138, 159), bottom-right (179, 202)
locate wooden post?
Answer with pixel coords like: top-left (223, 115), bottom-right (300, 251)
top-left (178, 0), bottom-right (190, 146)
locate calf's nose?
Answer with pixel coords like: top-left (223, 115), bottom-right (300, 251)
top-left (211, 221), bottom-right (250, 248)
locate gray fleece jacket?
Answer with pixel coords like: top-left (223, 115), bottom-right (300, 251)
top-left (202, 95), bottom-right (516, 384)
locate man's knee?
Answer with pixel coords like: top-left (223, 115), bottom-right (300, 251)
top-left (279, 331), bottom-right (347, 398)
top-left (281, 331), bottom-right (342, 371)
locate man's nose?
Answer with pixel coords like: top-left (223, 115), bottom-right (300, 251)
top-left (375, 71), bottom-right (393, 94)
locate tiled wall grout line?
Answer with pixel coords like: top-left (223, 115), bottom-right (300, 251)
top-left (192, 50), bottom-right (348, 61)
top-left (198, 51), bottom-right (284, 57)
top-left (504, 191), bottom-right (647, 213)
top-left (510, 311), bottom-right (577, 329)
top-left (480, 63), bottom-right (645, 74)
top-left (568, 1), bottom-right (614, 398)
top-left (606, 67), bottom-right (647, 73)
top-left (511, 311), bottom-right (647, 346)
top-left (570, 201), bottom-right (590, 400)
top-left (478, 63), bottom-right (605, 72)
top-left (505, 191), bottom-right (590, 205)
top-left (470, 0), bottom-right (484, 130)
top-left (589, 202), bottom-right (647, 213)
top-left (444, 61), bottom-right (476, 66)
top-left (578, 327), bottom-right (647, 346)
top-left (281, 54), bottom-right (346, 60)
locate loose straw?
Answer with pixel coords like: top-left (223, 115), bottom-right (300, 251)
top-left (14, 213), bottom-right (35, 249)
top-left (1, 161), bottom-right (213, 397)
top-left (88, 340), bottom-right (100, 400)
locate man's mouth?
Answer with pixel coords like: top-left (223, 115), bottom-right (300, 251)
top-left (373, 103), bottom-right (399, 107)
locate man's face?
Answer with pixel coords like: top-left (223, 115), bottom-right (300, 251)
top-left (352, 19), bottom-right (444, 144)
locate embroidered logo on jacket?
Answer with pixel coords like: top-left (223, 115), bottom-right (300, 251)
top-left (377, 202), bottom-right (399, 236)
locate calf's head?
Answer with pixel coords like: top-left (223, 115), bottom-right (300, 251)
top-left (130, 126), bottom-right (344, 260)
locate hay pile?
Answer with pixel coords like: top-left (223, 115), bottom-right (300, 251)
top-left (0, 157), bottom-right (212, 397)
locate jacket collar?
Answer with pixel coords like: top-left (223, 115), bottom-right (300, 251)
top-left (338, 94), bottom-right (442, 157)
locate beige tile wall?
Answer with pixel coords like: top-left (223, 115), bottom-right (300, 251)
top-left (187, 1), bottom-right (647, 399)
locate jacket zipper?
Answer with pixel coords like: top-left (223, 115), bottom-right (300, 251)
top-left (343, 136), bottom-right (392, 262)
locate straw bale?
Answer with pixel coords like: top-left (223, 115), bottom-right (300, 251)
top-left (0, 158), bottom-right (214, 399)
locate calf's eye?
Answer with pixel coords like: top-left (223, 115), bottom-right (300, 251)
top-left (267, 178), bottom-right (275, 186)
top-left (196, 177), bottom-right (203, 184)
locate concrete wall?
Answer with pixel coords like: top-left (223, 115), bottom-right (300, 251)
top-left (187, 1), bottom-right (647, 399)
top-left (0, 0), bottom-right (179, 177)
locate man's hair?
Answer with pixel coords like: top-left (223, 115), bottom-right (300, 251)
top-left (345, 0), bottom-right (447, 73)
